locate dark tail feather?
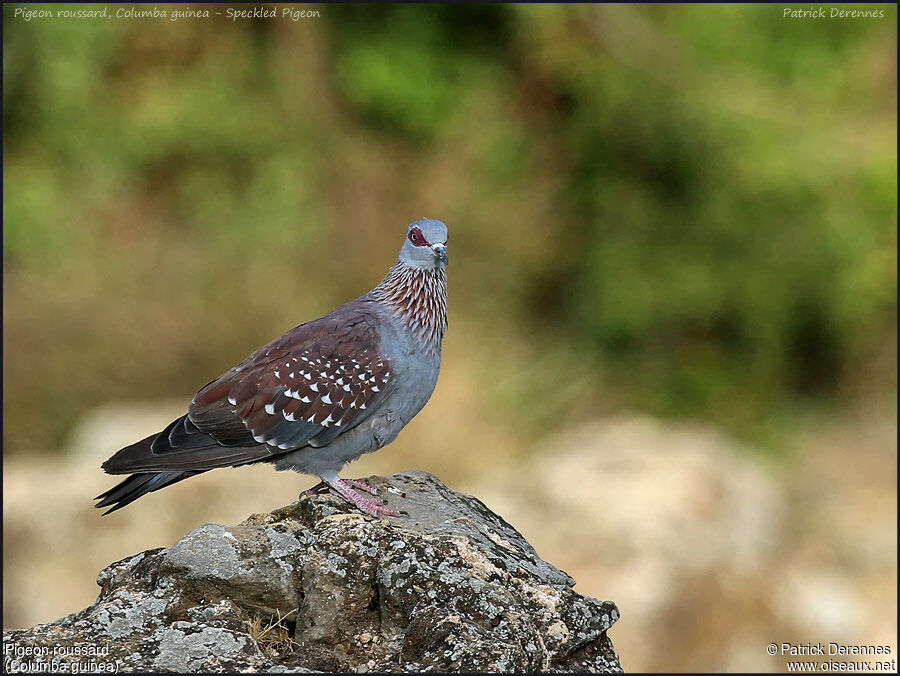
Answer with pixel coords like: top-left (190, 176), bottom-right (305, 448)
top-left (94, 471), bottom-right (200, 515)
top-left (102, 415), bottom-right (270, 474)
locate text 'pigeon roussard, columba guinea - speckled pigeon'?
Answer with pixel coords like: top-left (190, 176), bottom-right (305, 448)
top-left (96, 219), bottom-right (449, 517)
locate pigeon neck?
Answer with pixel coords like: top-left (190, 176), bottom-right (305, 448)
top-left (372, 261), bottom-right (447, 353)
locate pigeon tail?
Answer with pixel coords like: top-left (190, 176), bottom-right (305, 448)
top-left (94, 470), bottom-right (199, 514)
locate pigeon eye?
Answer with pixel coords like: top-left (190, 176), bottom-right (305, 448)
top-left (408, 227), bottom-right (427, 247)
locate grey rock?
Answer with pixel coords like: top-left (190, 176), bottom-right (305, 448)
top-left (4, 472), bottom-right (622, 673)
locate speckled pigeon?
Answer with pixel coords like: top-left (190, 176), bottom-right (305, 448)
top-left (96, 219), bottom-right (449, 517)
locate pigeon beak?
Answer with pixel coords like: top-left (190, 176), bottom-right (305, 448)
top-left (432, 244), bottom-right (448, 266)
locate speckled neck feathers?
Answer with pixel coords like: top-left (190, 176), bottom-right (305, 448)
top-left (371, 262), bottom-right (447, 354)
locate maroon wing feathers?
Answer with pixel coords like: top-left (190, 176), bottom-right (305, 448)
top-left (189, 304), bottom-right (393, 451)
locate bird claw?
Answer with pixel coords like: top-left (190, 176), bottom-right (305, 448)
top-left (300, 481), bottom-right (330, 497)
top-left (343, 478), bottom-right (379, 495)
top-left (302, 477), bottom-right (402, 517)
top-left (353, 497), bottom-right (401, 517)
top-left (302, 477), bottom-right (378, 497)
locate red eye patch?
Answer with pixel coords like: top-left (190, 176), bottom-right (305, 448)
top-left (408, 227), bottom-right (428, 247)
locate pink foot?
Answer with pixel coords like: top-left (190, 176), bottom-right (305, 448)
top-left (301, 477), bottom-right (378, 497)
top-left (301, 481), bottom-right (330, 497)
top-left (301, 477), bottom-right (401, 517)
top-left (343, 478), bottom-right (378, 495)
top-left (327, 477), bottom-right (400, 517)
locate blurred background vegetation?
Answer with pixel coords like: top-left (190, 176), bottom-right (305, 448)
top-left (3, 3), bottom-right (896, 452)
top-left (2, 3), bottom-right (896, 671)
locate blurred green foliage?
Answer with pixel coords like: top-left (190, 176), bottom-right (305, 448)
top-left (3, 3), bottom-right (896, 452)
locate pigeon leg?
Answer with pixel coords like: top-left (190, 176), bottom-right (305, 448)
top-left (343, 478), bottom-right (379, 495)
top-left (301, 477), bottom-right (379, 497)
top-left (301, 481), bottom-right (330, 496)
top-left (323, 475), bottom-right (400, 517)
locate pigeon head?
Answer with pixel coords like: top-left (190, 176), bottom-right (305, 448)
top-left (399, 218), bottom-right (449, 270)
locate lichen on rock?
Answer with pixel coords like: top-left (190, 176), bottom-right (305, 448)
top-left (3, 471), bottom-right (622, 673)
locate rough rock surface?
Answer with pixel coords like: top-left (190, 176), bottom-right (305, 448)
top-left (3, 471), bottom-right (622, 673)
